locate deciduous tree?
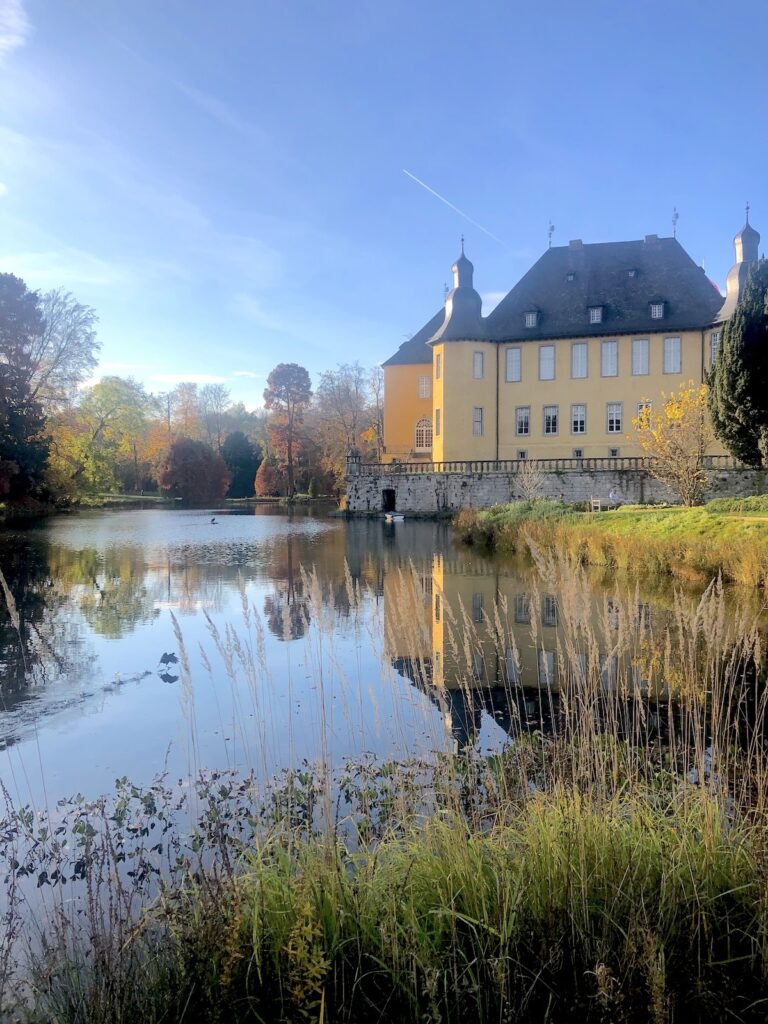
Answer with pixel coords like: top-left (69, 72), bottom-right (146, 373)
top-left (157, 437), bottom-right (230, 503)
top-left (633, 381), bottom-right (713, 506)
top-left (263, 363), bottom-right (312, 496)
top-left (199, 383), bottom-right (230, 451)
top-left (708, 259), bottom-right (768, 466)
top-left (25, 289), bottom-right (100, 410)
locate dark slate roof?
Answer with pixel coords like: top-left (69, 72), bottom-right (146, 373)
top-left (382, 309), bottom-right (444, 366)
top-left (485, 237), bottom-right (724, 341)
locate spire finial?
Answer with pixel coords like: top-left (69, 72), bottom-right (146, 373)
top-left (460, 234), bottom-right (465, 254)
top-left (746, 201), bottom-right (750, 224)
top-left (672, 207), bottom-right (679, 239)
top-left (548, 221), bottom-right (555, 249)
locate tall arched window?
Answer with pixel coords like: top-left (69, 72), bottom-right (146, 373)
top-left (415, 417), bottom-right (433, 451)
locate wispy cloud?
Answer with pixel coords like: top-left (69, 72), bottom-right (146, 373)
top-left (0, 181), bottom-right (7, 197)
top-left (232, 370), bottom-right (261, 379)
top-left (0, 0), bottom-right (29, 62)
top-left (0, 246), bottom-right (133, 288)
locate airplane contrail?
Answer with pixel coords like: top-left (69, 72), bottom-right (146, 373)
top-left (402, 169), bottom-right (509, 249)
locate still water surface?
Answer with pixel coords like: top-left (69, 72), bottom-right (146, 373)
top-left (0, 507), bottom-right (756, 808)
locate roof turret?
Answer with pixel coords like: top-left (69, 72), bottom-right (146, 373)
top-left (429, 240), bottom-right (488, 343)
top-left (718, 206), bottom-right (761, 322)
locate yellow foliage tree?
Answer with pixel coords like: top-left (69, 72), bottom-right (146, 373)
top-left (632, 381), bottom-right (713, 506)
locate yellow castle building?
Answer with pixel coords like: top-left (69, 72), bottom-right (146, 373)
top-left (382, 214), bottom-right (761, 463)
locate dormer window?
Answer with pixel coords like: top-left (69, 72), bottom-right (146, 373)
top-left (566, 272), bottom-right (575, 282)
top-left (627, 268), bottom-right (637, 278)
top-left (588, 306), bottom-right (603, 325)
top-left (524, 310), bottom-right (538, 328)
top-left (650, 302), bottom-right (665, 320)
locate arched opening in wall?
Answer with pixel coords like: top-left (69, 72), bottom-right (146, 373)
top-left (415, 417), bottom-right (433, 452)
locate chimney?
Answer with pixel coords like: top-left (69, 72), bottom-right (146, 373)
top-left (568, 239), bottom-right (583, 250)
top-left (644, 234), bottom-right (659, 244)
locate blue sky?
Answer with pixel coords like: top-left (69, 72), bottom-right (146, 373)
top-left (0, 0), bottom-right (765, 407)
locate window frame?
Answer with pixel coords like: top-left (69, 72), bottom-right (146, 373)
top-left (538, 344), bottom-right (555, 381)
top-left (516, 449), bottom-right (528, 460)
top-left (663, 336), bottom-right (681, 374)
top-left (543, 404), bottom-right (559, 436)
top-left (524, 310), bottom-right (538, 328)
top-left (435, 352), bottom-right (441, 379)
top-left (472, 350), bottom-right (485, 380)
top-left (505, 346), bottom-right (522, 382)
top-left (434, 407), bottom-right (441, 437)
top-left (588, 305), bottom-right (603, 325)
top-left (710, 331), bottom-right (721, 364)
top-left (472, 406), bottom-right (484, 437)
top-left (650, 302), bottom-right (665, 320)
top-left (606, 402), bottom-right (623, 434)
top-left (414, 417), bottom-right (433, 451)
top-left (515, 405), bottom-right (531, 436)
top-left (570, 403), bottom-right (587, 435)
top-left (601, 339), bottom-right (618, 377)
top-left (631, 337), bottom-right (649, 376)
top-left (571, 341), bottom-right (588, 379)
top-left (418, 374), bottom-right (431, 399)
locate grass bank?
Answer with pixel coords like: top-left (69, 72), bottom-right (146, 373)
top-left (455, 499), bottom-right (768, 587)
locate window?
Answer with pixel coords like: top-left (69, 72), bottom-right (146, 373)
top-left (589, 305), bottom-right (603, 324)
top-left (524, 310), bottom-right (538, 328)
top-left (472, 406), bottom-right (484, 436)
top-left (637, 400), bottom-right (651, 417)
top-left (505, 648), bottom-right (520, 684)
top-left (515, 406), bottom-right (530, 436)
top-left (632, 338), bottom-right (649, 375)
top-left (571, 342), bottom-right (588, 378)
top-left (415, 417), bottom-right (433, 451)
top-left (514, 593), bottom-right (531, 624)
top-left (572, 447), bottom-right (584, 459)
top-left (663, 336), bottom-right (681, 374)
top-left (627, 268), bottom-right (637, 278)
top-left (601, 340), bottom-right (618, 376)
top-left (506, 347), bottom-right (521, 382)
top-left (473, 351), bottom-right (484, 379)
top-left (571, 404), bottom-right (586, 434)
top-left (539, 650), bottom-right (555, 683)
top-left (435, 408), bottom-right (441, 436)
top-left (650, 302), bottom-right (665, 320)
top-left (566, 271), bottom-right (575, 282)
top-left (710, 331), bottom-right (721, 363)
top-left (435, 353), bottom-right (441, 379)
top-left (418, 375), bottom-right (431, 398)
top-left (473, 652), bottom-right (485, 680)
top-left (542, 595), bottom-right (558, 627)
top-left (608, 447), bottom-right (620, 458)
top-left (607, 403), bottom-right (623, 434)
top-left (517, 449), bottom-right (528, 460)
top-left (472, 592), bottom-right (484, 624)
top-left (543, 405), bottom-right (559, 435)
top-left (539, 345), bottom-right (555, 380)
top-left (435, 594), bottom-right (441, 623)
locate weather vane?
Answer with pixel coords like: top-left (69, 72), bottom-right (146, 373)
top-left (548, 221), bottom-right (555, 249)
top-left (672, 207), bottom-right (679, 239)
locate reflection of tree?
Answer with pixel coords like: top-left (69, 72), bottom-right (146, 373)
top-left (0, 536), bottom-right (93, 707)
top-left (49, 546), bottom-right (159, 638)
top-left (263, 534), bottom-right (311, 640)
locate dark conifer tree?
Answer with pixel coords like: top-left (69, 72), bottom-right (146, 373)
top-left (708, 259), bottom-right (768, 466)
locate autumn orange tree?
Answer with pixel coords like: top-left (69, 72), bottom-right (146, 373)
top-left (632, 381), bottom-right (713, 506)
top-left (263, 363), bottom-right (312, 497)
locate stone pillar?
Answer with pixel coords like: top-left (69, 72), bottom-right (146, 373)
top-left (346, 446), bottom-right (362, 477)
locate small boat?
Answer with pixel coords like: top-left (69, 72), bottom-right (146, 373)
top-left (384, 513), bottom-right (405, 523)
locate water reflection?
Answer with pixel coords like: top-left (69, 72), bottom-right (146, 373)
top-left (0, 509), bottom-right (763, 777)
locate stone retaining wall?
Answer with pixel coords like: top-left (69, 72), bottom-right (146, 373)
top-left (345, 465), bottom-right (767, 515)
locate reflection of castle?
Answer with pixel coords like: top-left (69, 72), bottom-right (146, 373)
top-left (380, 541), bottom-right (668, 751)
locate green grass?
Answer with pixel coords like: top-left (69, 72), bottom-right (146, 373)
top-left (455, 500), bottom-right (768, 587)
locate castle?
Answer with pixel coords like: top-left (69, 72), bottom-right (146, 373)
top-left (382, 213), bottom-right (761, 463)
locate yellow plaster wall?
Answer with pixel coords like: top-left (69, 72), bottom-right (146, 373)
top-left (435, 340), bottom-right (498, 462)
top-left (382, 363), bottom-right (433, 462)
